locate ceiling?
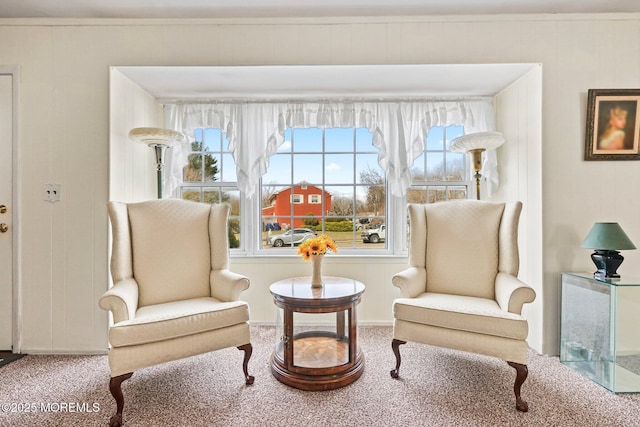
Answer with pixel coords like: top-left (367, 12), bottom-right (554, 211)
top-left (2, 0), bottom-right (640, 19)
top-left (117, 64), bottom-right (539, 100)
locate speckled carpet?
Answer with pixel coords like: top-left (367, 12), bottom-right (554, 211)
top-left (0, 352), bottom-right (25, 368)
top-left (1, 325), bottom-right (639, 426)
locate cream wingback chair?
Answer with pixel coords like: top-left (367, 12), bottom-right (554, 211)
top-left (99, 199), bottom-right (254, 427)
top-left (391, 200), bottom-right (536, 412)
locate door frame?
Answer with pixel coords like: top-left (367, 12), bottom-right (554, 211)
top-left (1, 66), bottom-right (21, 353)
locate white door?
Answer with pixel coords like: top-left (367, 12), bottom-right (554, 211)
top-left (0, 74), bottom-right (13, 350)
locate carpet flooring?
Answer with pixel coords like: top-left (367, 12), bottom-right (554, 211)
top-left (0, 325), bottom-right (639, 426)
top-left (0, 353), bottom-right (25, 368)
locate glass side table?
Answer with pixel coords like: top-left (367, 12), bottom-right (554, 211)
top-left (560, 272), bottom-right (640, 393)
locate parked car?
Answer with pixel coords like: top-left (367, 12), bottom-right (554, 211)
top-left (361, 224), bottom-right (385, 243)
top-left (267, 228), bottom-right (317, 247)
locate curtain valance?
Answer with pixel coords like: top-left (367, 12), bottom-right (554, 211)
top-left (165, 98), bottom-right (497, 198)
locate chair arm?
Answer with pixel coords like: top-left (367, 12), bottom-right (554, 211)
top-left (392, 267), bottom-right (427, 298)
top-left (210, 269), bottom-right (250, 302)
top-left (495, 272), bottom-right (536, 315)
top-left (98, 278), bottom-right (139, 324)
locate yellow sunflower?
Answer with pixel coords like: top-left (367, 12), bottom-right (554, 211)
top-left (298, 234), bottom-right (338, 260)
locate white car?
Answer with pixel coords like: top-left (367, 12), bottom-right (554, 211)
top-left (267, 228), bottom-right (317, 247)
top-left (361, 224), bottom-right (385, 243)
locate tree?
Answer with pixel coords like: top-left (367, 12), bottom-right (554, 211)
top-left (329, 196), bottom-right (355, 217)
top-left (183, 141), bottom-right (218, 182)
top-left (407, 156), bottom-right (467, 203)
top-left (261, 181), bottom-right (278, 207)
top-left (359, 166), bottom-right (385, 215)
top-left (228, 224), bottom-right (240, 248)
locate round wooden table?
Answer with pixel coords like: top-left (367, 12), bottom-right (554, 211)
top-left (269, 276), bottom-right (365, 391)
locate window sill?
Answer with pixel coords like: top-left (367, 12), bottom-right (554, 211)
top-left (229, 253), bottom-right (408, 264)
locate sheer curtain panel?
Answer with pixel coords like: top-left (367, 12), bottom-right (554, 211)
top-left (165, 98), bottom-right (497, 198)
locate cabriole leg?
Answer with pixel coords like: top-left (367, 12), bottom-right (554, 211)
top-left (108, 372), bottom-right (133, 427)
top-left (238, 343), bottom-right (255, 385)
top-left (507, 361), bottom-right (529, 412)
top-left (390, 339), bottom-right (407, 378)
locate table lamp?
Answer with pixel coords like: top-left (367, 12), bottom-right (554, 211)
top-left (582, 222), bottom-right (636, 280)
top-left (129, 127), bottom-right (186, 199)
top-left (450, 131), bottom-right (505, 200)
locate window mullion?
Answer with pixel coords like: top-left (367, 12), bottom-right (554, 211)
top-left (258, 126), bottom-right (390, 256)
top-left (321, 128), bottom-right (325, 233)
top-left (289, 129), bottom-right (295, 236)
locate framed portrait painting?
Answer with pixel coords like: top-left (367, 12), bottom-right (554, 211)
top-left (585, 89), bottom-right (640, 160)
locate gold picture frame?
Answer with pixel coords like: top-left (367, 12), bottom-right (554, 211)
top-left (585, 89), bottom-right (640, 161)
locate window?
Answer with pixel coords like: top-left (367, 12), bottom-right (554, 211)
top-left (179, 125), bottom-right (469, 255)
top-left (261, 127), bottom-right (385, 251)
top-left (404, 125), bottom-right (471, 249)
top-left (308, 194), bottom-right (321, 204)
top-left (408, 125), bottom-right (470, 203)
top-left (179, 128), bottom-right (242, 249)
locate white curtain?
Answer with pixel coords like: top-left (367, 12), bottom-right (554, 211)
top-left (165, 98), bottom-right (496, 198)
top-left (165, 103), bottom-right (236, 198)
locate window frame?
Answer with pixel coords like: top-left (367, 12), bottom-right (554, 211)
top-left (308, 194), bottom-right (321, 204)
top-left (178, 125), bottom-right (470, 257)
top-left (258, 126), bottom-right (390, 256)
top-left (407, 125), bottom-right (472, 204)
top-left (177, 128), bottom-right (244, 253)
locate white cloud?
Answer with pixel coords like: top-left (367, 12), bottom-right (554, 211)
top-left (277, 140), bottom-right (291, 151)
top-left (326, 162), bottom-right (341, 171)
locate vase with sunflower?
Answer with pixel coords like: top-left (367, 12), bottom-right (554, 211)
top-left (297, 234), bottom-right (338, 287)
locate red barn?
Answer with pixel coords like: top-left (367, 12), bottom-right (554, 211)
top-left (262, 183), bottom-right (332, 228)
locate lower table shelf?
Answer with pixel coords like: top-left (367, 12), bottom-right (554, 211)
top-left (285, 333), bottom-right (349, 368)
top-left (271, 331), bottom-right (365, 391)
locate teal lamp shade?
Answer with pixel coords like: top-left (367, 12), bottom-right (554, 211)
top-left (582, 222), bottom-right (636, 280)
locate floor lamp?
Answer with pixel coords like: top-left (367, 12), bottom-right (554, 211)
top-left (450, 132), bottom-right (505, 200)
top-left (129, 127), bottom-right (186, 199)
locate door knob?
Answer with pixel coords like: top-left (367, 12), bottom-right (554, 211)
top-left (0, 205), bottom-right (6, 214)
top-left (0, 223), bottom-right (7, 233)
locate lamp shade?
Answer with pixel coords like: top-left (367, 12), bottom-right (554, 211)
top-left (582, 223), bottom-right (636, 250)
top-left (128, 127), bottom-right (186, 146)
top-left (450, 131), bottom-right (505, 153)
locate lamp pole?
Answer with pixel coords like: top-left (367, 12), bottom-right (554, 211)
top-left (149, 143), bottom-right (169, 199)
top-left (450, 132), bottom-right (505, 201)
top-left (129, 127), bottom-right (186, 199)
top-left (469, 148), bottom-right (485, 200)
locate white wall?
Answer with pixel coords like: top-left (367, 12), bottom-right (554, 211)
top-left (109, 69), bottom-right (164, 203)
top-left (494, 66), bottom-right (544, 351)
top-left (2, 14), bottom-right (639, 355)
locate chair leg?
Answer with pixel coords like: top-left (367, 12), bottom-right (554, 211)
top-left (237, 343), bottom-right (255, 385)
top-left (108, 372), bottom-right (133, 427)
top-left (390, 339), bottom-right (406, 378)
top-left (507, 361), bottom-right (529, 412)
